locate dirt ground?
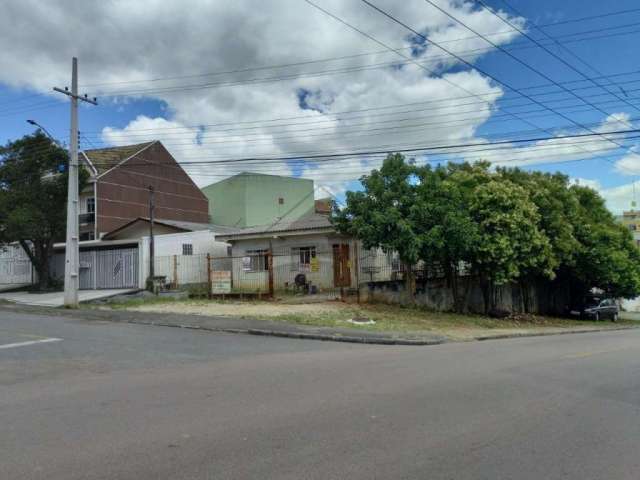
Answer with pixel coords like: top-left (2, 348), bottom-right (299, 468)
top-left (120, 299), bottom-right (633, 340)
top-left (130, 300), bottom-right (350, 317)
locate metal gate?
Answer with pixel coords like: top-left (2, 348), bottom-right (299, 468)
top-left (53, 247), bottom-right (138, 290)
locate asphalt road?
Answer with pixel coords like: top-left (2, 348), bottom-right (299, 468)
top-left (1, 310), bottom-right (639, 479)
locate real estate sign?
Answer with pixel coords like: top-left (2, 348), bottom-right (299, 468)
top-left (211, 270), bottom-right (232, 294)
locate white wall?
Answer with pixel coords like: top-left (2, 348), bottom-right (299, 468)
top-left (227, 234), bottom-right (358, 292)
top-left (139, 230), bottom-right (230, 287)
top-left (0, 243), bottom-right (34, 284)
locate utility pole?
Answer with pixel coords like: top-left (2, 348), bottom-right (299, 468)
top-left (148, 185), bottom-right (155, 280)
top-left (54, 57), bottom-right (97, 308)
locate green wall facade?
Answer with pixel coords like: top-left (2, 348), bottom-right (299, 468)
top-left (202, 173), bottom-right (315, 227)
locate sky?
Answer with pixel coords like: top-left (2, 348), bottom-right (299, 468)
top-left (1, 0), bottom-right (640, 213)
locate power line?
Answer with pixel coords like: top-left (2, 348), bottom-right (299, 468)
top-left (361, 0), bottom-right (637, 166)
top-left (84, 20), bottom-right (640, 98)
top-left (75, 6), bottom-right (640, 89)
top-left (478, 0), bottom-right (640, 115)
top-left (80, 127), bottom-right (640, 167)
top-left (77, 86), bottom-right (640, 142)
top-left (77, 70), bottom-right (640, 135)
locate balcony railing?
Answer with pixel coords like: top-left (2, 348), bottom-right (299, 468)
top-left (79, 212), bottom-right (95, 224)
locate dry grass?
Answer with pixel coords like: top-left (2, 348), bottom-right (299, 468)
top-left (102, 297), bottom-right (637, 341)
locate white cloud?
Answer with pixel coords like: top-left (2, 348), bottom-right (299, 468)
top-left (614, 146), bottom-right (640, 175)
top-left (600, 182), bottom-right (640, 214)
top-left (0, 0), bottom-right (527, 194)
top-left (570, 178), bottom-right (601, 190)
top-left (469, 113), bottom-right (635, 169)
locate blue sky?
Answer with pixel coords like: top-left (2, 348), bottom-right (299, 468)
top-left (1, 0), bottom-right (640, 211)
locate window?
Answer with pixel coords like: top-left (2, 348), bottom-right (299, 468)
top-left (182, 244), bottom-right (193, 256)
top-left (292, 246), bottom-right (316, 271)
top-left (246, 249), bottom-right (268, 271)
top-left (278, 197), bottom-right (284, 205)
top-left (86, 197), bottom-right (95, 214)
top-left (629, 224), bottom-right (637, 231)
top-left (79, 232), bottom-right (95, 242)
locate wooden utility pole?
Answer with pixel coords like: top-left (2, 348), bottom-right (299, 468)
top-left (54, 57), bottom-right (97, 308)
top-left (148, 185), bottom-right (155, 280)
top-left (267, 251), bottom-right (274, 299)
top-left (206, 253), bottom-right (212, 299)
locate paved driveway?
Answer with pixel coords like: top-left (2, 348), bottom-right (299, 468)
top-left (0, 289), bottom-right (136, 307)
top-left (1, 308), bottom-right (640, 479)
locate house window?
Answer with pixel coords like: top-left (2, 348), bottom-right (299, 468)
top-left (246, 249), bottom-right (269, 271)
top-left (182, 244), bottom-right (193, 256)
top-left (86, 197), bottom-right (95, 214)
top-left (278, 197), bottom-right (284, 205)
top-left (629, 224), bottom-right (637, 231)
top-left (79, 232), bottom-right (95, 242)
top-left (292, 246), bottom-right (316, 271)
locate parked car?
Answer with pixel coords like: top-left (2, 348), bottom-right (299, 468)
top-left (568, 297), bottom-right (619, 322)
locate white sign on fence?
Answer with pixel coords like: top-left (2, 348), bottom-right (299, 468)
top-left (211, 270), bottom-right (232, 294)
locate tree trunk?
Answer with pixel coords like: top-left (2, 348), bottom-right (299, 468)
top-left (446, 262), bottom-right (462, 313)
top-left (480, 276), bottom-right (492, 314)
top-left (19, 239), bottom-right (52, 290)
top-left (404, 262), bottom-right (416, 304)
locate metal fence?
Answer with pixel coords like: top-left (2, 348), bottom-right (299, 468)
top-left (151, 245), bottom-right (447, 299)
top-left (0, 259), bottom-right (33, 284)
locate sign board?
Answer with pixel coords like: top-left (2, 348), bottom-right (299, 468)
top-left (211, 270), bottom-right (232, 294)
top-left (310, 257), bottom-right (319, 272)
top-left (242, 256), bottom-right (251, 272)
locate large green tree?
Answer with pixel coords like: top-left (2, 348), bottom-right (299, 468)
top-left (412, 163), bottom-right (480, 312)
top-left (336, 153), bottom-right (640, 314)
top-left (467, 178), bottom-right (554, 312)
top-left (332, 153), bottom-right (421, 300)
top-left (568, 185), bottom-right (640, 300)
top-left (0, 132), bottom-right (79, 289)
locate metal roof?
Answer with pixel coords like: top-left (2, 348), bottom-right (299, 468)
top-left (215, 214), bottom-right (334, 240)
top-left (101, 217), bottom-right (237, 240)
top-left (82, 141), bottom-right (156, 175)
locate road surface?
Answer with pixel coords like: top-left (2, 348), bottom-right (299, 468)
top-left (1, 309), bottom-right (639, 479)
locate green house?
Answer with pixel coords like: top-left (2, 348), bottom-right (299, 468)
top-left (201, 173), bottom-right (315, 227)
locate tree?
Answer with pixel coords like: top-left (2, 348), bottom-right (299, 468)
top-left (568, 186), bottom-right (640, 301)
top-left (497, 168), bottom-right (580, 311)
top-left (0, 132), bottom-right (83, 289)
top-left (412, 163), bottom-right (480, 312)
top-left (332, 153), bottom-right (421, 301)
top-left (466, 179), bottom-right (553, 312)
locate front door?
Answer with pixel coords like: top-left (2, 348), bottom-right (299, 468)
top-left (332, 243), bottom-right (351, 287)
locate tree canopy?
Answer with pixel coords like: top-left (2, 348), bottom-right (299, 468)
top-left (333, 153), bottom-right (640, 312)
top-left (0, 132), bottom-right (85, 289)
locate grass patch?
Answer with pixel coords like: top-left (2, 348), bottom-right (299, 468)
top-left (95, 295), bottom-right (638, 339)
top-left (257, 303), bottom-right (634, 333)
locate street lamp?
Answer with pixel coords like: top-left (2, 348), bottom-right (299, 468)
top-left (26, 119), bottom-right (62, 146)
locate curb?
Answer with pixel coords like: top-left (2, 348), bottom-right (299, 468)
top-left (475, 325), bottom-right (637, 341)
top-left (98, 316), bottom-right (444, 346)
top-left (0, 303), bottom-right (637, 347)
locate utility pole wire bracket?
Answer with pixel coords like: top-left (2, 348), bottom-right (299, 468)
top-left (53, 87), bottom-right (98, 105)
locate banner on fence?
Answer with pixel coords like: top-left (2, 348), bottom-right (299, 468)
top-left (211, 270), bottom-right (232, 294)
top-left (310, 256), bottom-right (319, 272)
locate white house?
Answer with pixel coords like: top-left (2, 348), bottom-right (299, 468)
top-left (216, 214), bottom-right (361, 293)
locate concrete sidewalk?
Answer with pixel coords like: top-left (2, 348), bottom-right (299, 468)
top-left (0, 289), bottom-right (137, 307)
top-left (0, 302), bottom-right (637, 346)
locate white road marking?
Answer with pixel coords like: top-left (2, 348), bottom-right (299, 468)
top-left (0, 338), bottom-right (62, 350)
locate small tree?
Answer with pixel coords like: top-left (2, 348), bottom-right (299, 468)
top-left (332, 154), bottom-right (421, 301)
top-left (0, 132), bottom-right (83, 290)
